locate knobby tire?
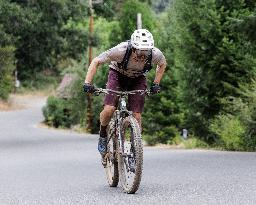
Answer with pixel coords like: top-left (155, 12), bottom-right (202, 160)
top-left (105, 119), bottom-right (119, 187)
top-left (118, 116), bottom-right (143, 194)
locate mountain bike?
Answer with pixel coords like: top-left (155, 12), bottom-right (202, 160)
top-left (93, 88), bottom-right (150, 194)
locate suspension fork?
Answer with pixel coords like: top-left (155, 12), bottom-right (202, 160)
top-left (117, 113), bottom-right (134, 156)
top-left (113, 111), bottom-right (122, 155)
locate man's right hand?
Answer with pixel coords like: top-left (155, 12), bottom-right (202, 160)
top-left (83, 83), bottom-right (95, 93)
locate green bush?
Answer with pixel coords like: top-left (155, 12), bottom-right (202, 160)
top-left (42, 61), bottom-right (104, 133)
top-left (64, 69), bottom-right (86, 128)
top-left (0, 46), bottom-right (15, 100)
top-left (210, 115), bottom-right (245, 151)
top-left (42, 61), bottom-right (85, 129)
top-left (144, 125), bottom-right (179, 146)
top-left (42, 96), bottom-right (74, 128)
top-left (240, 84), bottom-right (256, 151)
top-left (243, 105), bottom-right (256, 151)
top-left (219, 83), bottom-right (256, 151)
top-left (182, 138), bottom-right (209, 149)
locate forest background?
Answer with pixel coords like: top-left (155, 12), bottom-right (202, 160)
top-left (1, 0), bottom-right (256, 151)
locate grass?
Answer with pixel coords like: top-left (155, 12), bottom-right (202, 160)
top-left (16, 83), bottom-right (56, 96)
top-left (144, 134), bottom-right (210, 150)
top-left (181, 138), bottom-right (209, 149)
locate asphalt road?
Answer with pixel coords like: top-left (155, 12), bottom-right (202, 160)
top-left (0, 96), bottom-right (256, 205)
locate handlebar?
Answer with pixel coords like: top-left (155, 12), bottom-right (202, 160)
top-left (93, 88), bottom-right (151, 96)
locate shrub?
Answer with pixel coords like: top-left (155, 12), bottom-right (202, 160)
top-left (0, 46), bottom-right (15, 100)
top-left (219, 84), bottom-right (256, 151)
top-left (182, 138), bottom-right (209, 149)
top-left (210, 115), bottom-right (245, 151)
top-left (243, 105), bottom-right (256, 151)
top-left (42, 96), bottom-right (74, 128)
top-left (42, 61), bottom-right (85, 129)
top-left (169, 135), bottom-right (183, 145)
top-left (42, 61), bottom-right (104, 133)
top-left (240, 83), bottom-right (256, 151)
top-left (144, 125), bottom-right (179, 146)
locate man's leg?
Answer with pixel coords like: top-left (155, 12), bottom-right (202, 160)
top-left (128, 75), bottom-right (147, 132)
top-left (98, 69), bottom-right (120, 158)
top-left (97, 105), bottom-right (116, 167)
top-left (99, 105), bottom-right (116, 137)
top-left (133, 112), bottom-right (142, 130)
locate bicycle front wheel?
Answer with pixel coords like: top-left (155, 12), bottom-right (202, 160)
top-left (105, 119), bottom-right (119, 187)
top-left (118, 116), bottom-right (143, 194)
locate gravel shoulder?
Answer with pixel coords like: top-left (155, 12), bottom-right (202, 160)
top-left (0, 92), bottom-right (48, 111)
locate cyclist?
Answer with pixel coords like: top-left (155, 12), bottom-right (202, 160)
top-left (83, 29), bottom-right (166, 160)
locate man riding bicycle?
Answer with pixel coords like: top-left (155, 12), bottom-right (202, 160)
top-left (83, 29), bottom-right (166, 160)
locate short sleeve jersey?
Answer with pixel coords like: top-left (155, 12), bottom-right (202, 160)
top-left (97, 42), bottom-right (166, 78)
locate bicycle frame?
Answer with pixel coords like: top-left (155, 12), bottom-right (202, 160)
top-left (111, 94), bottom-right (134, 156)
top-left (94, 88), bottom-right (149, 193)
top-left (94, 88), bottom-right (148, 156)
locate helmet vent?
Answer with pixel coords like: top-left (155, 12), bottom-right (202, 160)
top-left (131, 29), bottom-right (154, 49)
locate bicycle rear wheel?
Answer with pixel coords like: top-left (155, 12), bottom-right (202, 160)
top-left (118, 116), bottom-right (143, 194)
top-left (105, 119), bottom-right (119, 187)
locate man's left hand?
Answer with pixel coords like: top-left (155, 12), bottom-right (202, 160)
top-left (150, 83), bottom-right (161, 94)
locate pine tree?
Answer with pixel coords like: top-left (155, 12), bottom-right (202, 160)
top-left (169, 0), bottom-right (256, 142)
top-left (108, 0), bottom-right (155, 46)
top-left (143, 12), bottom-right (182, 145)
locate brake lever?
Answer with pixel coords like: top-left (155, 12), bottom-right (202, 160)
top-left (93, 88), bottom-right (109, 96)
top-left (93, 91), bottom-right (100, 96)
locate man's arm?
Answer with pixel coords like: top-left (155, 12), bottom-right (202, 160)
top-left (84, 57), bottom-right (101, 84)
top-left (153, 63), bottom-right (167, 85)
top-left (84, 42), bottom-right (125, 84)
top-left (151, 47), bottom-right (167, 85)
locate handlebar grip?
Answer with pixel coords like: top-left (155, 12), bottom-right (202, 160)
top-left (92, 87), bottom-right (98, 93)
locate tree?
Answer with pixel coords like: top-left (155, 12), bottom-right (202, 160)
top-left (142, 12), bottom-right (182, 145)
top-left (109, 0), bottom-right (155, 46)
top-left (0, 0), bottom-right (88, 81)
top-left (93, 0), bottom-right (116, 19)
top-left (152, 0), bottom-right (172, 13)
top-left (169, 0), bottom-right (256, 142)
top-left (120, 0), bottom-right (155, 40)
top-left (0, 46), bottom-right (15, 100)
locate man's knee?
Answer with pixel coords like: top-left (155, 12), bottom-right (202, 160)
top-left (101, 105), bottom-right (116, 116)
top-left (100, 105), bottom-right (116, 125)
top-left (133, 112), bottom-right (142, 125)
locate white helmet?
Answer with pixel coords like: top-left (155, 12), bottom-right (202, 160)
top-left (131, 29), bottom-right (154, 50)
